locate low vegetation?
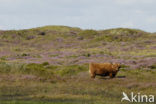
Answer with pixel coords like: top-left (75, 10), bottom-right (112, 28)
top-left (0, 62), bottom-right (155, 104)
top-left (0, 26), bottom-right (156, 104)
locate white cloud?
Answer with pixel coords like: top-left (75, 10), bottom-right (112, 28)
top-left (115, 0), bottom-right (155, 5)
top-left (135, 10), bottom-right (144, 14)
top-left (115, 0), bottom-right (137, 4)
top-left (0, 25), bottom-right (5, 30)
top-left (146, 16), bottom-right (156, 23)
top-left (0, 0), bottom-right (21, 4)
top-left (0, 0), bottom-right (156, 32)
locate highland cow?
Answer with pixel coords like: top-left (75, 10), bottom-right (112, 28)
top-left (89, 62), bottom-right (121, 78)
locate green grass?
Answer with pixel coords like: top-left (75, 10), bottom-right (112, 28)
top-left (100, 28), bottom-right (146, 35)
top-left (0, 67), bottom-right (155, 104)
top-left (0, 62), bottom-right (88, 78)
top-left (34, 25), bottom-right (81, 32)
top-left (56, 65), bottom-right (88, 76)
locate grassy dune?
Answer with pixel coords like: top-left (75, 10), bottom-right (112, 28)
top-left (0, 65), bottom-right (155, 104)
top-left (0, 26), bottom-right (156, 104)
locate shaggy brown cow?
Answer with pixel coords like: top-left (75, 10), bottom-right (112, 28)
top-left (89, 62), bottom-right (121, 78)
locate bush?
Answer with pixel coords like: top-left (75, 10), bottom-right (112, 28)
top-left (83, 53), bottom-right (91, 57)
top-left (38, 32), bottom-right (46, 36)
top-left (87, 53), bottom-right (91, 57)
top-left (42, 62), bottom-right (50, 66)
top-left (21, 53), bottom-right (30, 56)
top-left (149, 64), bottom-right (156, 69)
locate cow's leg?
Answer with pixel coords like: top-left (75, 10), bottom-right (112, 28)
top-left (112, 73), bottom-right (116, 78)
top-left (91, 73), bottom-right (96, 79)
top-left (109, 73), bottom-right (113, 78)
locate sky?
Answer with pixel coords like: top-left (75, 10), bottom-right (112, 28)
top-left (0, 0), bottom-right (156, 32)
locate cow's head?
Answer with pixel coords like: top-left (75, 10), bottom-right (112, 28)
top-left (113, 63), bottom-right (121, 71)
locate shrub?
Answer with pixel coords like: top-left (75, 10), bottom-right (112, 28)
top-left (83, 53), bottom-right (91, 57)
top-left (87, 53), bottom-right (91, 57)
top-left (22, 53), bottom-right (30, 57)
top-left (39, 32), bottom-right (46, 36)
top-left (42, 62), bottom-right (50, 66)
top-left (149, 64), bottom-right (156, 69)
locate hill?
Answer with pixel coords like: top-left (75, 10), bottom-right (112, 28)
top-left (0, 26), bottom-right (155, 68)
top-left (0, 26), bottom-right (156, 104)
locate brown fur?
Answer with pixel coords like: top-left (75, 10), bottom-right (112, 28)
top-left (89, 62), bottom-right (120, 78)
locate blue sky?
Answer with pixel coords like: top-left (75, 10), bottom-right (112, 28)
top-left (0, 0), bottom-right (156, 32)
